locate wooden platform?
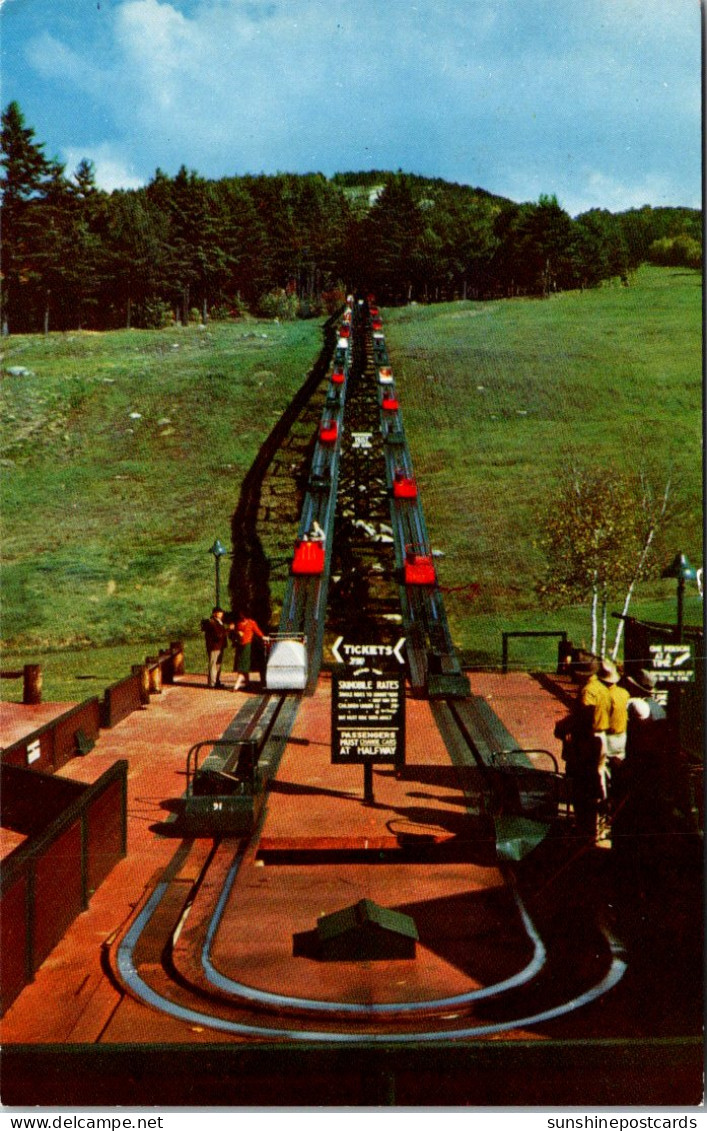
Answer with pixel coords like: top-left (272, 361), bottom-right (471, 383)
top-left (1, 670), bottom-right (702, 1107)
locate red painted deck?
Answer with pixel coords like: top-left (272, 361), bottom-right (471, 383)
top-left (2, 670), bottom-right (566, 1045)
top-left (1, 667), bottom-right (702, 1107)
top-left (1, 675), bottom-right (247, 1043)
top-left (1, 826), bottom-right (26, 860)
top-left (0, 701), bottom-right (78, 748)
top-left (175, 680), bottom-right (526, 1013)
top-left (469, 671), bottom-right (568, 766)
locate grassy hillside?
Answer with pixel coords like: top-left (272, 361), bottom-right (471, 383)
top-left (1, 319), bottom-right (325, 665)
top-left (384, 266), bottom-right (703, 656)
top-left (1, 267), bottom-right (702, 699)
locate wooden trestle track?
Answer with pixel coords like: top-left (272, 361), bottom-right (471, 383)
top-left (3, 304), bottom-right (703, 1108)
top-left (274, 297), bottom-right (471, 698)
top-left (108, 306), bottom-right (634, 1049)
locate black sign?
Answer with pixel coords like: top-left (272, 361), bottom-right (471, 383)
top-left (332, 670), bottom-right (405, 765)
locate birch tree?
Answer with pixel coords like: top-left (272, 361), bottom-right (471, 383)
top-left (536, 468), bottom-right (672, 657)
top-left (610, 474), bottom-right (672, 659)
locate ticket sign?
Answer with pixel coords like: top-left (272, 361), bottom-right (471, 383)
top-left (332, 670), bottom-right (405, 766)
top-left (332, 636), bottom-right (406, 666)
top-left (649, 642), bottom-right (695, 683)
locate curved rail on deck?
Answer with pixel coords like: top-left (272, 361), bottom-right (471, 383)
top-left (116, 874), bottom-right (626, 1041)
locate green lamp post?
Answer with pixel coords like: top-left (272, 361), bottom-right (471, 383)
top-left (208, 538), bottom-right (229, 607)
top-left (661, 552), bottom-right (697, 642)
top-left (660, 552), bottom-right (697, 758)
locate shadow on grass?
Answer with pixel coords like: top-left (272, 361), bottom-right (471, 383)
top-left (227, 314), bottom-right (339, 629)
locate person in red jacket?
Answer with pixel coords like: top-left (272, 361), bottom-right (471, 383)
top-left (231, 610), bottom-right (267, 691)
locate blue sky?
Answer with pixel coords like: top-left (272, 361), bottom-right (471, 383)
top-left (1, 0), bottom-right (702, 216)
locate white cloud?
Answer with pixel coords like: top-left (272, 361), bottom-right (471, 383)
top-left (25, 30), bottom-right (98, 91)
top-left (63, 144), bottom-right (145, 192)
top-left (17, 0), bottom-right (702, 207)
top-left (87, 0), bottom-right (354, 168)
top-left (565, 170), bottom-right (701, 217)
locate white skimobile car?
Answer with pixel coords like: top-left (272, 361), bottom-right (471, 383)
top-left (266, 633), bottom-right (308, 691)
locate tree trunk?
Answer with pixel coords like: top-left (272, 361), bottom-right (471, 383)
top-left (43, 293), bottom-right (50, 334)
top-left (611, 478), bottom-right (671, 660)
top-left (600, 586), bottom-right (608, 658)
top-left (590, 580), bottom-right (598, 654)
top-left (126, 295), bottom-right (132, 330)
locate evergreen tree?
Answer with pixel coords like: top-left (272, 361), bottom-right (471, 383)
top-left (2, 105), bottom-right (700, 331)
top-left (360, 174), bottom-right (425, 303)
top-left (67, 159), bottom-right (110, 329)
top-left (216, 178), bottom-right (270, 305)
top-left (105, 188), bottom-right (171, 328)
top-left (28, 161), bottom-right (74, 332)
top-left (0, 101), bottom-right (56, 331)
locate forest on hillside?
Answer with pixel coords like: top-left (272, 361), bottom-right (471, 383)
top-left (1, 101), bottom-right (702, 334)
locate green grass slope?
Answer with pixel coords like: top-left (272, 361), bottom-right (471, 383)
top-left (384, 266), bottom-right (703, 661)
top-left (1, 267), bottom-right (702, 698)
top-left (1, 319), bottom-right (325, 690)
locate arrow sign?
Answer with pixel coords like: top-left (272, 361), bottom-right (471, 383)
top-left (331, 636), bottom-right (406, 666)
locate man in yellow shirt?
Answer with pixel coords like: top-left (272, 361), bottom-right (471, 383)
top-left (568, 659), bottom-right (618, 840)
top-left (606, 676), bottom-right (631, 806)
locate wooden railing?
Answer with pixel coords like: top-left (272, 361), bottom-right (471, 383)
top-left (0, 759), bottom-right (128, 1015)
top-left (500, 630), bottom-right (570, 675)
top-left (0, 698), bottom-right (102, 773)
top-left (2, 642), bottom-right (186, 759)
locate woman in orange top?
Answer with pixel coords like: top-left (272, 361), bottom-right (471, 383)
top-left (232, 610), bottom-right (266, 691)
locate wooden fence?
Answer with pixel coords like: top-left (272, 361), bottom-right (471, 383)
top-left (0, 759), bottom-right (128, 1015)
top-left (0, 698), bottom-right (102, 773)
top-left (1, 642), bottom-right (185, 761)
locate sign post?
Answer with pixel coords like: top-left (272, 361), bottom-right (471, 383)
top-left (363, 762), bottom-right (375, 805)
top-left (331, 668), bottom-right (405, 805)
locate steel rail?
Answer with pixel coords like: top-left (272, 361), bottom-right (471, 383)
top-left (116, 686), bottom-right (626, 1038)
top-left (276, 310), bottom-right (356, 692)
top-left (198, 851), bottom-right (546, 1014)
top-left (116, 877), bottom-right (626, 1041)
top-left (369, 315), bottom-right (467, 697)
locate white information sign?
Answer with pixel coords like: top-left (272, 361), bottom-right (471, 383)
top-left (649, 642), bottom-right (695, 683)
top-left (351, 432), bottom-right (373, 450)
